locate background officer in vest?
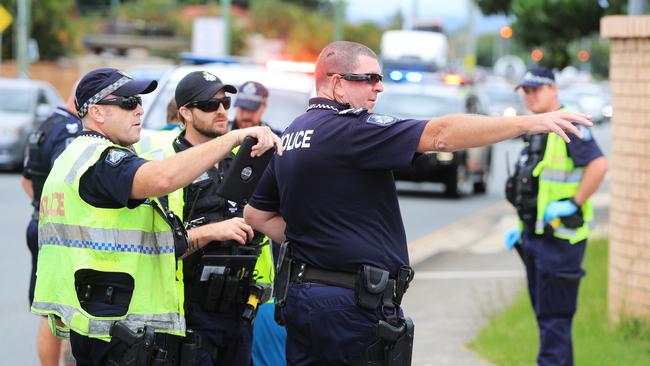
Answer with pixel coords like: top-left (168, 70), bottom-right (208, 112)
top-left (230, 81), bottom-right (282, 136)
top-left (162, 71), bottom-right (274, 365)
top-left (504, 67), bottom-right (608, 366)
top-left (32, 68), bottom-right (282, 365)
top-left (244, 41), bottom-right (593, 365)
top-left (21, 84), bottom-right (81, 366)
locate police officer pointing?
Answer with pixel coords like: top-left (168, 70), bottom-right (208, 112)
top-left (504, 67), bottom-right (608, 366)
top-left (244, 41), bottom-right (592, 365)
top-left (31, 68), bottom-right (281, 365)
top-left (22, 84), bottom-right (81, 366)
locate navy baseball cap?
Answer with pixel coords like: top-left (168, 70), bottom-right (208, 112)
top-left (175, 71), bottom-right (237, 108)
top-left (515, 67), bottom-right (555, 90)
top-left (75, 68), bottom-right (157, 118)
top-left (234, 81), bottom-right (269, 111)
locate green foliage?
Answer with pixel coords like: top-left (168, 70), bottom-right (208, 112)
top-left (1, 0), bottom-right (79, 60)
top-left (475, 0), bottom-right (626, 69)
top-left (469, 239), bottom-right (650, 365)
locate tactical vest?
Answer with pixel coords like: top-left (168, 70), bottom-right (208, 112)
top-left (25, 110), bottom-right (78, 209)
top-left (507, 131), bottom-right (593, 244)
top-left (140, 133), bottom-right (275, 286)
top-left (31, 135), bottom-right (185, 340)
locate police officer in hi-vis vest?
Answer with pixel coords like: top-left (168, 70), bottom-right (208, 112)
top-left (31, 68), bottom-right (282, 366)
top-left (504, 67), bottom-right (608, 366)
top-left (139, 70), bottom-right (276, 365)
top-left (244, 41), bottom-right (593, 366)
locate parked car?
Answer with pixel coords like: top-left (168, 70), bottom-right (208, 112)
top-left (560, 84), bottom-right (611, 124)
top-left (0, 78), bottom-right (63, 170)
top-left (140, 62), bottom-right (315, 132)
top-left (374, 82), bottom-right (493, 197)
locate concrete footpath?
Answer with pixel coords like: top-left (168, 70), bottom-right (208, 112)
top-left (403, 192), bottom-right (609, 366)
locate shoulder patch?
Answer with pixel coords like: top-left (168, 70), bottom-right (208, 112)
top-left (66, 122), bottom-right (80, 134)
top-left (105, 149), bottom-right (129, 167)
top-left (339, 107), bottom-right (367, 116)
top-left (366, 113), bottom-right (400, 127)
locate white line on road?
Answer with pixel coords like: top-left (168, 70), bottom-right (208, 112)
top-left (415, 270), bottom-right (525, 280)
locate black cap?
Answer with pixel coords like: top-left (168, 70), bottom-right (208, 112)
top-left (515, 67), bottom-right (555, 90)
top-left (75, 67), bottom-right (157, 118)
top-left (234, 81), bottom-right (269, 111)
top-left (175, 71), bottom-right (237, 108)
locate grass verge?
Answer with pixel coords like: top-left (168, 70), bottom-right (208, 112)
top-left (468, 239), bottom-right (650, 365)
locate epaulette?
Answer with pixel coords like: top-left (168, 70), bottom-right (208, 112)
top-left (339, 108), bottom-right (367, 116)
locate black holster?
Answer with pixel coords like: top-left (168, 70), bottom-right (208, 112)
top-left (273, 241), bottom-right (293, 326)
top-left (110, 322), bottom-right (169, 366)
top-left (355, 317), bottom-right (415, 366)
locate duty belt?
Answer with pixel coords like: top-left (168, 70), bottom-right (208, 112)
top-left (76, 283), bottom-right (132, 307)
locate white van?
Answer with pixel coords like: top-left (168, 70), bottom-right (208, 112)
top-left (380, 30), bottom-right (448, 74)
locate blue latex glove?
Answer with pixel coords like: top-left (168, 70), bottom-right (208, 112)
top-left (544, 200), bottom-right (578, 223)
top-left (504, 228), bottom-right (520, 251)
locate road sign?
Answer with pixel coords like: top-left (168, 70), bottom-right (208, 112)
top-left (0, 5), bottom-right (12, 33)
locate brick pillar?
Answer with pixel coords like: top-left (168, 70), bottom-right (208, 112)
top-left (602, 16), bottom-right (650, 323)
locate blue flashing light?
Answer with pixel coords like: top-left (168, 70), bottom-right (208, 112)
top-left (389, 70), bottom-right (404, 81)
top-left (405, 71), bottom-right (423, 82)
top-left (179, 52), bottom-right (243, 65)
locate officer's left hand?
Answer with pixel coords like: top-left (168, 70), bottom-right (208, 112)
top-left (543, 199), bottom-right (578, 223)
top-left (235, 126), bottom-right (283, 157)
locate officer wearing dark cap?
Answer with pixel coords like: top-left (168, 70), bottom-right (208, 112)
top-left (504, 67), bottom-right (608, 366)
top-left (230, 81), bottom-right (282, 135)
top-left (31, 67), bottom-right (282, 365)
top-left (139, 70), bottom-right (276, 366)
top-left (243, 41), bottom-right (592, 365)
top-left (22, 82), bottom-right (81, 366)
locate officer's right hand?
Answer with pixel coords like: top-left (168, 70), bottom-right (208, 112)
top-left (206, 218), bottom-right (254, 245)
top-left (523, 111), bottom-right (592, 143)
top-left (233, 126), bottom-right (283, 157)
top-left (504, 227), bottom-right (520, 251)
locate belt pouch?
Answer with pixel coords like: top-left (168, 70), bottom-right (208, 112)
top-left (355, 265), bottom-right (390, 310)
top-left (204, 270), bottom-right (227, 311)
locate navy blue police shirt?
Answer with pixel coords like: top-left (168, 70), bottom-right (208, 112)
top-left (249, 97), bottom-right (428, 275)
top-left (78, 131), bottom-right (148, 209)
top-left (518, 125), bottom-right (603, 170)
top-left (23, 107), bottom-right (82, 208)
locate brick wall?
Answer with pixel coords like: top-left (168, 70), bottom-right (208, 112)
top-left (602, 15), bottom-right (650, 323)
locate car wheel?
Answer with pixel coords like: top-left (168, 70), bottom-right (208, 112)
top-left (445, 165), bottom-right (468, 198)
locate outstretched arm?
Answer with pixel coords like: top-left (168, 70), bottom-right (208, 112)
top-left (417, 111), bottom-right (592, 153)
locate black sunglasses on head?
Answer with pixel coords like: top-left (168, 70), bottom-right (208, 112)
top-left (327, 72), bottom-right (383, 84)
top-left (186, 97), bottom-right (231, 112)
top-left (95, 96), bottom-right (142, 111)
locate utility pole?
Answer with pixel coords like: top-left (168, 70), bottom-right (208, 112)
top-left (628, 0), bottom-right (647, 15)
top-left (334, 0), bottom-right (344, 41)
top-left (221, 0), bottom-right (231, 55)
top-left (16, 0), bottom-right (30, 79)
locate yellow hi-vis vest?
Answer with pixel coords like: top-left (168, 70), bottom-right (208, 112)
top-left (31, 135), bottom-right (185, 340)
top-left (140, 136), bottom-right (275, 287)
top-left (530, 132), bottom-right (594, 244)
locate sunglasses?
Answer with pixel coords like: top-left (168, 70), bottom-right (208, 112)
top-left (186, 97), bottom-right (231, 112)
top-left (327, 72), bottom-right (383, 84)
top-left (95, 96), bottom-right (142, 110)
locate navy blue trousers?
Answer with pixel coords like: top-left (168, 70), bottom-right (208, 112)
top-left (26, 217), bottom-right (38, 306)
top-left (185, 301), bottom-right (252, 366)
top-left (521, 232), bottom-right (586, 366)
top-left (280, 283), bottom-right (393, 366)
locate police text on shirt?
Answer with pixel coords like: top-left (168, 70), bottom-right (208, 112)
top-left (281, 130), bottom-right (313, 151)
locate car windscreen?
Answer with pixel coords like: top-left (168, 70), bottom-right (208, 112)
top-left (374, 92), bottom-right (463, 120)
top-left (0, 86), bottom-right (33, 113)
top-left (143, 83), bottom-right (309, 133)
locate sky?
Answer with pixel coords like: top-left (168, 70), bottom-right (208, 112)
top-left (345, 0), bottom-right (510, 34)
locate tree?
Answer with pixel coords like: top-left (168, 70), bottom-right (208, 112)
top-left (1, 0), bottom-right (79, 60)
top-left (475, 0), bottom-right (626, 68)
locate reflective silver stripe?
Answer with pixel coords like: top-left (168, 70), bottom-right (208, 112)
top-left (40, 222), bottom-right (175, 255)
top-left (78, 76), bottom-right (132, 118)
top-left (536, 220), bottom-right (544, 232)
top-left (33, 302), bottom-right (185, 335)
top-left (64, 143), bottom-right (104, 185)
top-left (555, 227), bottom-right (577, 237)
top-left (540, 168), bottom-right (583, 183)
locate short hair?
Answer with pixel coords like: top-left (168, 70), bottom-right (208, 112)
top-left (167, 98), bottom-right (181, 125)
top-left (314, 41), bottom-right (378, 90)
